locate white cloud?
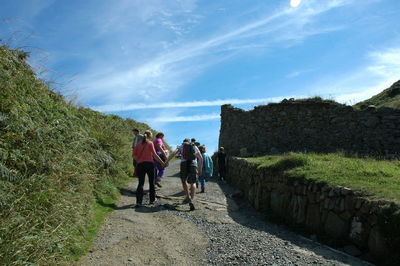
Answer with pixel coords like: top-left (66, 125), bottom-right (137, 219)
top-left (147, 113), bottom-right (220, 122)
top-left (79, 0), bottom-right (351, 105)
top-left (312, 46), bottom-right (400, 104)
top-left (91, 97), bottom-right (296, 112)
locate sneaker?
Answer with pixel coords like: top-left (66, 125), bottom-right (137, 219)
top-left (134, 203), bottom-right (142, 208)
top-left (150, 198), bottom-right (158, 204)
top-left (189, 202), bottom-right (195, 211)
top-left (182, 197), bottom-right (190, 204)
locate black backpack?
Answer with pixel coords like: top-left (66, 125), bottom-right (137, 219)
top-left (182, 142), bottom-right (196, 161)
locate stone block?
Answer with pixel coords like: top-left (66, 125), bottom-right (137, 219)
top-left (340, 187), bottom-right (353, 196)
top-left (289, 196), bottom-right (307, 224)
top-left (345, 195), bottom-right (354, 211)
top-left (306, 203), bottom-right (321, 230)
top-left (368, 226), bottom-right (387, 259)
top-left (355, 198), bottom-right (363, 209)
top-left (360, 201), bottom-right (372, 214)
top-left (324, 212), bottom-right (349, 239)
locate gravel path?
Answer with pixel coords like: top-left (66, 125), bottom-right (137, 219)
top-left (79, 160), bottom-right (372, 266)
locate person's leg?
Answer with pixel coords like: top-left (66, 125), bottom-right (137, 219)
top-left (219, 165), bottom-right (226, 180)
top-left (144, 162), bottom-right (156, 203)
top-left (180, 161), bottom-right (190, 202)
top-left (187, 164), bottom-right (198, 210)
top-left (154, 161), bottom-right (163, 187)
top-left (133, 159), bottom-right (137, 177)
top-left (198, 174), bottom-right (205, 192)
top-left (189, 183), bottom-right (196, 199)
top-left (135, 163), bottom-right (146, 206)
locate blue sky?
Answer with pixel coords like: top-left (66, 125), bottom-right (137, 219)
top-left (1, 0), bottom-right (400, 151)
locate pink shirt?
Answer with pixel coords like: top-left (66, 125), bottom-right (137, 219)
top-left (153, 138), bottom-right (166, 154)
top-left (133, 141), bottom-right (157, 163)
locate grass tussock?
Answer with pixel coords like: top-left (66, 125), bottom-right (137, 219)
top-left (248, 152), bottom-right (400, 204)
top-left (0, 45), bottom-right (149, 264)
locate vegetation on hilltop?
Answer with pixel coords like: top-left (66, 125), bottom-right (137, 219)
top-left (0, 45), bottom-right (150, 264)
top-left (354, 80), bottom-right (400, 109)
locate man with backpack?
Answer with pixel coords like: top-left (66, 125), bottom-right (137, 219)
top-left (168, 139), bottom-right (203, 211)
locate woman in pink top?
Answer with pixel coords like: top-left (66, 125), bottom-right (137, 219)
top-left (133, 130), bottom-right (166, 208)
top-left (153, 132), bottom-right (168, 187)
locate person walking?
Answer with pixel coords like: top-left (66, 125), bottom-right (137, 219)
top-left (133, 130), bottom-right (166, 208)
top-left (131, 129), bottom-right (144, 177)
top-left (198, 145), bottom-right (213, 193)
top-left (153, 132), bottom-right (168, 188)
top-left (167, 139), bottom-right (203, 211)
top-left (217, 147), bottom-right (226, 181)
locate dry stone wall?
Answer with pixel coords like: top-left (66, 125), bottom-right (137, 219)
top-left (226, 157), bottom-right (400, 262)
top-left (219, 100), bottom-right (400, 157)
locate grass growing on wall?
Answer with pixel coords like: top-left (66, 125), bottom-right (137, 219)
top-left (0, 45), bottom-right (150, 264)
top-left (247, 153), bottom-right (400, 204)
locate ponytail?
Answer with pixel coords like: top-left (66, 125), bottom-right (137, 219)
top-left (142, 130), bottom-right (152, 144)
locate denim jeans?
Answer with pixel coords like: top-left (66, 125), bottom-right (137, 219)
top-left (198, 172), bottom-right (211, 189)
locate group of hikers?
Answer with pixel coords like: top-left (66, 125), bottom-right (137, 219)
top-left (131, 129), bottom-right (227, 211)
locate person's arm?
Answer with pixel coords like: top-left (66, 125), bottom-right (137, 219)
top-left (166, 148), bottom-right (178, 162)
top-left (151, 143), bottom-right (167, 167)
top-left (156, 143), bottom-right (168, 158)
top-left (133, 144), bottom-right (139, 160)
top-left (209, 155), bottom-right (214, 176)
top-left (196, 152), bottom-right (203, 176)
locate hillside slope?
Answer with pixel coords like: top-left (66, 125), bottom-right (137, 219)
top-left (354, 80), bottom-right (400, 109)
top-left (0, 45), bottom-right (150, 264)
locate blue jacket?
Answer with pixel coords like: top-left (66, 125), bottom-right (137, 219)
top-left (201, 152), bottom-right (213, 176)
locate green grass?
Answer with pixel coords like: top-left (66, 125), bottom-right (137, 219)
top-left (354, 80), bottom-right (400, 109)
top-left (0, 45), bottom-right (149, 264)
top-left (247, 153), bottom-right (400, 204)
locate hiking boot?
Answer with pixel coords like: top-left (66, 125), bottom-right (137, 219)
top-left (182, 197), bottom-right (191, 204)
top-left (134, 203), bottom-right (142, 208)
top-left (189, 202), bottom-right (195, 211)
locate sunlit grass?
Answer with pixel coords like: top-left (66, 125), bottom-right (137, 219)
top-left (248, 152), bottom-right (400, 203)
top-left (0, 45), bottom-right (146, 264)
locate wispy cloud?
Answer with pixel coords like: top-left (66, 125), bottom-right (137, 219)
top-left (316, 46), bottom-right (400, 104)
top-left (79, 0), bottom-right (351, 105)
top-left (92, 96), bottom-right (298, 112)
top-left (146, 113), bottom-right (220, 122)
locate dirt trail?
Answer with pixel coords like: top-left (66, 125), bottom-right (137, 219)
top-left (79, 160), bottom-right (371, 266)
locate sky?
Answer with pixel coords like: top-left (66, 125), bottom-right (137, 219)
top-left (1, 0), bottom-right (400, 151)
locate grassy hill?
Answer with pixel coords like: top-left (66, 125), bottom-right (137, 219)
top-left (0, 45), bottom-right (151, 264)
top-left (354, 80), bottom-right (400, 109)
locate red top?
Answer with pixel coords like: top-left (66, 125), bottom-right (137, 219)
top-left (134, 141), bottom-right (158, 163)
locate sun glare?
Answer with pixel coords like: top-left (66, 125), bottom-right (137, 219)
top-left (290, 0), bottom-right (301, 8)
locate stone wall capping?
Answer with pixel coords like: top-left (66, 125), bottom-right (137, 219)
top-left (340, 187), bottom-right (353, 196)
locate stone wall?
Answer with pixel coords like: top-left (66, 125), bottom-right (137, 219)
top-left (226, 157), bottom-right (400, 262)
top-left (219, 99), bottom-right (400, 156)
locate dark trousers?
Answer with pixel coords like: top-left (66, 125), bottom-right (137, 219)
top-left (218, 164), bottom-right (226, 179)
top-left (136, 162), bottom-right (156, 204)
